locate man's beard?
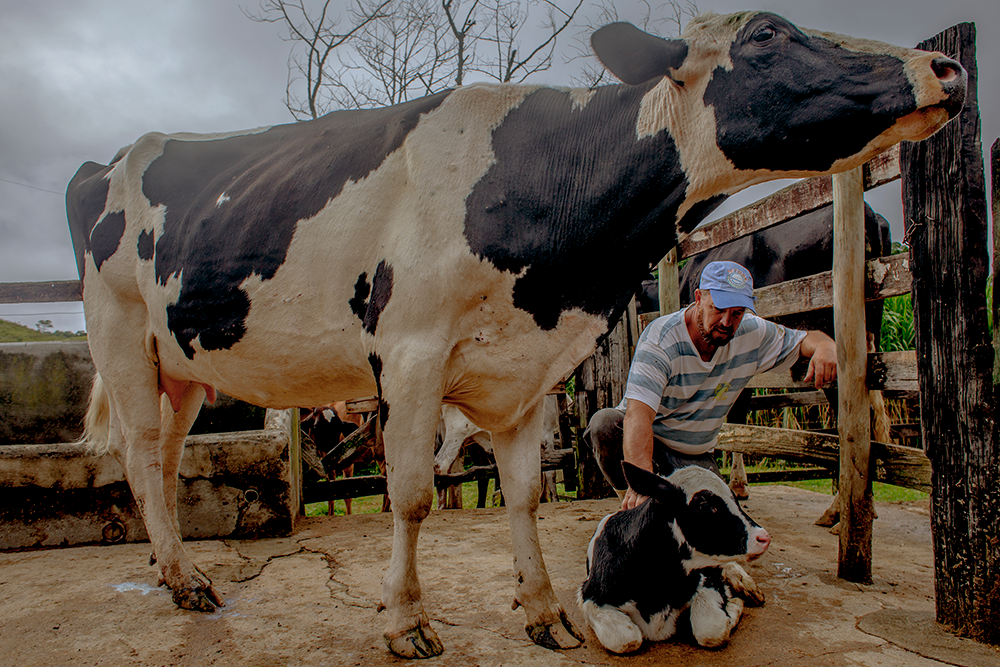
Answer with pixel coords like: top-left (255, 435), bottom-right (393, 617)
top-left (697, 308), bottom-right (736, 348)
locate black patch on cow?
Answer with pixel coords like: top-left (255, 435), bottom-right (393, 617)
top-left (350, 273), bottom-right (371, 320)
top-left (137, 229), bottom-right (155, 261)
top-left (705, 13), bottom-right (914, 172)
top-left (350, 262), bottom-right (394, 335)
top-left (89, 211), bottom-right (126, 272)
top-left (463, 85), bottom-right (704, 331)
top-left (368, 353), bottom-right (389, 431)
top-left (677, 195), bottom-right (728, 235)
top-left (140, 91), bottom-right (450, 358)
top-left (66, 161), bottom-right (115, 279)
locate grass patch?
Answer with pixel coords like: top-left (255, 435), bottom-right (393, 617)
top-left (0, 318), bottom-right (86, 342)
top-left (757, 478), bottom-right (928, 503)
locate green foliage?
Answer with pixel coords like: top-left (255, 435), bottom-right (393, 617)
top-left (0, 319), bottom-right (87, 343)
top-left (880, 294), bottom-right (915, 351)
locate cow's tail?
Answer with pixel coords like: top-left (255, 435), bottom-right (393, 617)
top-left (78, 373), bottom-right (112, 456)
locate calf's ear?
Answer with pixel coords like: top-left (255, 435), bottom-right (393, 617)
top-left (591, 22), bottom-right (688, 86)
top-left (622, 462), bottom-right (676, 500)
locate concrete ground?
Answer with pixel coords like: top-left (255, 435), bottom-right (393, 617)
top-left (1, 485), bottom-right (997, 667)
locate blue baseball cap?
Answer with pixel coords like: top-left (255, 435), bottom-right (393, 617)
top-left (699, 261), bottom-right (756, 313)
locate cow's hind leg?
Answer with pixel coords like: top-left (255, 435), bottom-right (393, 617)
top-left (492, 402), bottom-right (584, 650)
top-left (104, 370), bottom-right (222, 611)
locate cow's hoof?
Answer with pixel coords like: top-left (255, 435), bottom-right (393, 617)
top-left (172, 584), bottom-right (225, 612)
top-left (729, 483), bottom-right (749, 501)
top-left (384, 625), bottom-right (444, 659)
top-left (526, 610), bottom-right (585, 650)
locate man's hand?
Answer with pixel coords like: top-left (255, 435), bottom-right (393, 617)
top-left (801, 331), bottom-right (838, 388)
top-left (621, 487), bottom-right (649, 511)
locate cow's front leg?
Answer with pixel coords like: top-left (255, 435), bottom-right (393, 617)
top-left (378, 389), bottom-right (444, 659)
top-left (492, 403), bottom-right (584, 650)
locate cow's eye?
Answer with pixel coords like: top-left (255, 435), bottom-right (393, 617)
top-left (752, 26), bottom-right (776, 43)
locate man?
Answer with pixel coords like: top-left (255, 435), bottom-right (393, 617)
top-left (585, 260), bottom-right (838, 510)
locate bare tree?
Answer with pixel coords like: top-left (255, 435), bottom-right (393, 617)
top-left (245, 0), bottom-right (391, 119)
top-left (441, 0), bottom-right (483, 86)
top-left (248, 0), bottom-right (589, 115)
top-left (472, 0), bottom-right (583, 84)
top-left (328, 0), bottom-right (456, 108)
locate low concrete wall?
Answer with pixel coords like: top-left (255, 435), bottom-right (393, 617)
top-left (0, 342), bottom-right (93, 445)
top-left (0, 342), bottom-right (300, 550)
top-left (0, 409), bottom-right (301, 550)
top-left (0, 341), bottom-right (267, 445)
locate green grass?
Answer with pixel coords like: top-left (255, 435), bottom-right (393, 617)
top-left (306, 478), bottom-right (504, 517)
top-left (0, 319), bottom-right (86, 343)
top-left (765, 478), bottom-right (928, 503)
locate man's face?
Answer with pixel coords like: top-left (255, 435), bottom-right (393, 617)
top-left (695, 290), bottom-right (746, 347)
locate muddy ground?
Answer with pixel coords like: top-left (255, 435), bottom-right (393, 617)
top-left (1, 485), bottom-right (997, 667)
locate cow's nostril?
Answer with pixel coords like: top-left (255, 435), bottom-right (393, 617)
top-left (931, 57), bottom-right (961, 83)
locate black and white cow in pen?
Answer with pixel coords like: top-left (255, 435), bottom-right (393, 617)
top-left (68, 10), bottom-right (965, 659)
top-left (579, 462), bottom-right (770, 653)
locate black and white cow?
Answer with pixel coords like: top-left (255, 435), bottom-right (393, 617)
top-left (67, 11), bottom-right (965, 659)
top-left (579, 462), bottom-right (770, 652)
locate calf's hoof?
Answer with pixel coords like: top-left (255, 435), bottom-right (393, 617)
top-left (526, 609), bottom-right (585, 650)
top-left (384, 625), bottom-right (444, 659)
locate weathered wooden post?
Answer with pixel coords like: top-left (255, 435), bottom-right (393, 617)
top-left (902, 23), bottom-right (999, 645)
top-left (832, 166), bottom-right (874, 582)
top-left (657, 249), bottom-right (680, 315)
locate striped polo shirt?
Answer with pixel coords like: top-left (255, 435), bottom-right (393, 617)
top-left (619, 305), bottom-right (807, 455)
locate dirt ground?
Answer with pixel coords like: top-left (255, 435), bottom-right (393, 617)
top-left (1, 485), bottom-right (997, 667)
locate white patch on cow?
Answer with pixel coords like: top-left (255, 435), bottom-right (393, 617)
top-left (577, 597), bottom-right (643, 654)
top-left (216, 193), bottom-right (231, 207)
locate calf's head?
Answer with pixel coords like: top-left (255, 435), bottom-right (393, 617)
top-left (623, 462), bottom-right (770, 570)
top-left (592, 11), bottom-right (967, 213)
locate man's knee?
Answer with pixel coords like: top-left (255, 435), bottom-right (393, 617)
top-left (584, 408), bottom-right (626, 490)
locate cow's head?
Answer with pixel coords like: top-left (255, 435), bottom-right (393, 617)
top-left (622, 462), bottom-right (770, 571)
top-left (592, 12), bottom-right (966, 206)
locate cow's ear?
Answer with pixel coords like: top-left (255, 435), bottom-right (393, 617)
top-left (591, 22), bottom-right (688, 85)
top-left (622, 462), bottom-right (674, 499)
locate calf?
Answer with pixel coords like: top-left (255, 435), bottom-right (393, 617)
top-left (579, 462), bottom-right (770, 653)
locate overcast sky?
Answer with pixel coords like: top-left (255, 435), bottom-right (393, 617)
top-left (1, 0), bottom-right (995, 333)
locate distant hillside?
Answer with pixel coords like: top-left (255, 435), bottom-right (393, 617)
top-left (0, 319), bottom-right (87, 343)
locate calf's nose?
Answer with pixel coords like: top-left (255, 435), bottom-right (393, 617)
top-left (747, 528), bottom-right (771, 559)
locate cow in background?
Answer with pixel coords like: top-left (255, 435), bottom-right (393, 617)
top-left (69, 10), bottom-right (964, 658)
top-left (300, 401), bottom-right (380, 515)
top-left (435, 395), bottom-right (561, 508)
top-left (676, 201), bottom-right (893, 499)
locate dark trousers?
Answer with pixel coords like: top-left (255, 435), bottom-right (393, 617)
top-left (582, 407), bottom-right (721, 490)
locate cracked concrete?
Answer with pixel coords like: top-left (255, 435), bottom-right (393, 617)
top-left (1, 485), bottom-right (996, 666)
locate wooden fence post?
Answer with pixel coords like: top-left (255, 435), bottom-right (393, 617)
top-left (657, 249), bottom-right (680, 315)
top-left (901, 23), bottom-right (999, 645)
top-left (832, 166), bottom-right (874, 583)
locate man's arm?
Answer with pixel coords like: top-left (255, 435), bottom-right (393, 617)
top-left (620, 399), bottom-right (658, 510)
top-left (800, 330), bottom-right (838, 388)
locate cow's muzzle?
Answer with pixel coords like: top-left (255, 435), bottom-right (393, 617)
top-left (931, 55), bottom-right (967, 116)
